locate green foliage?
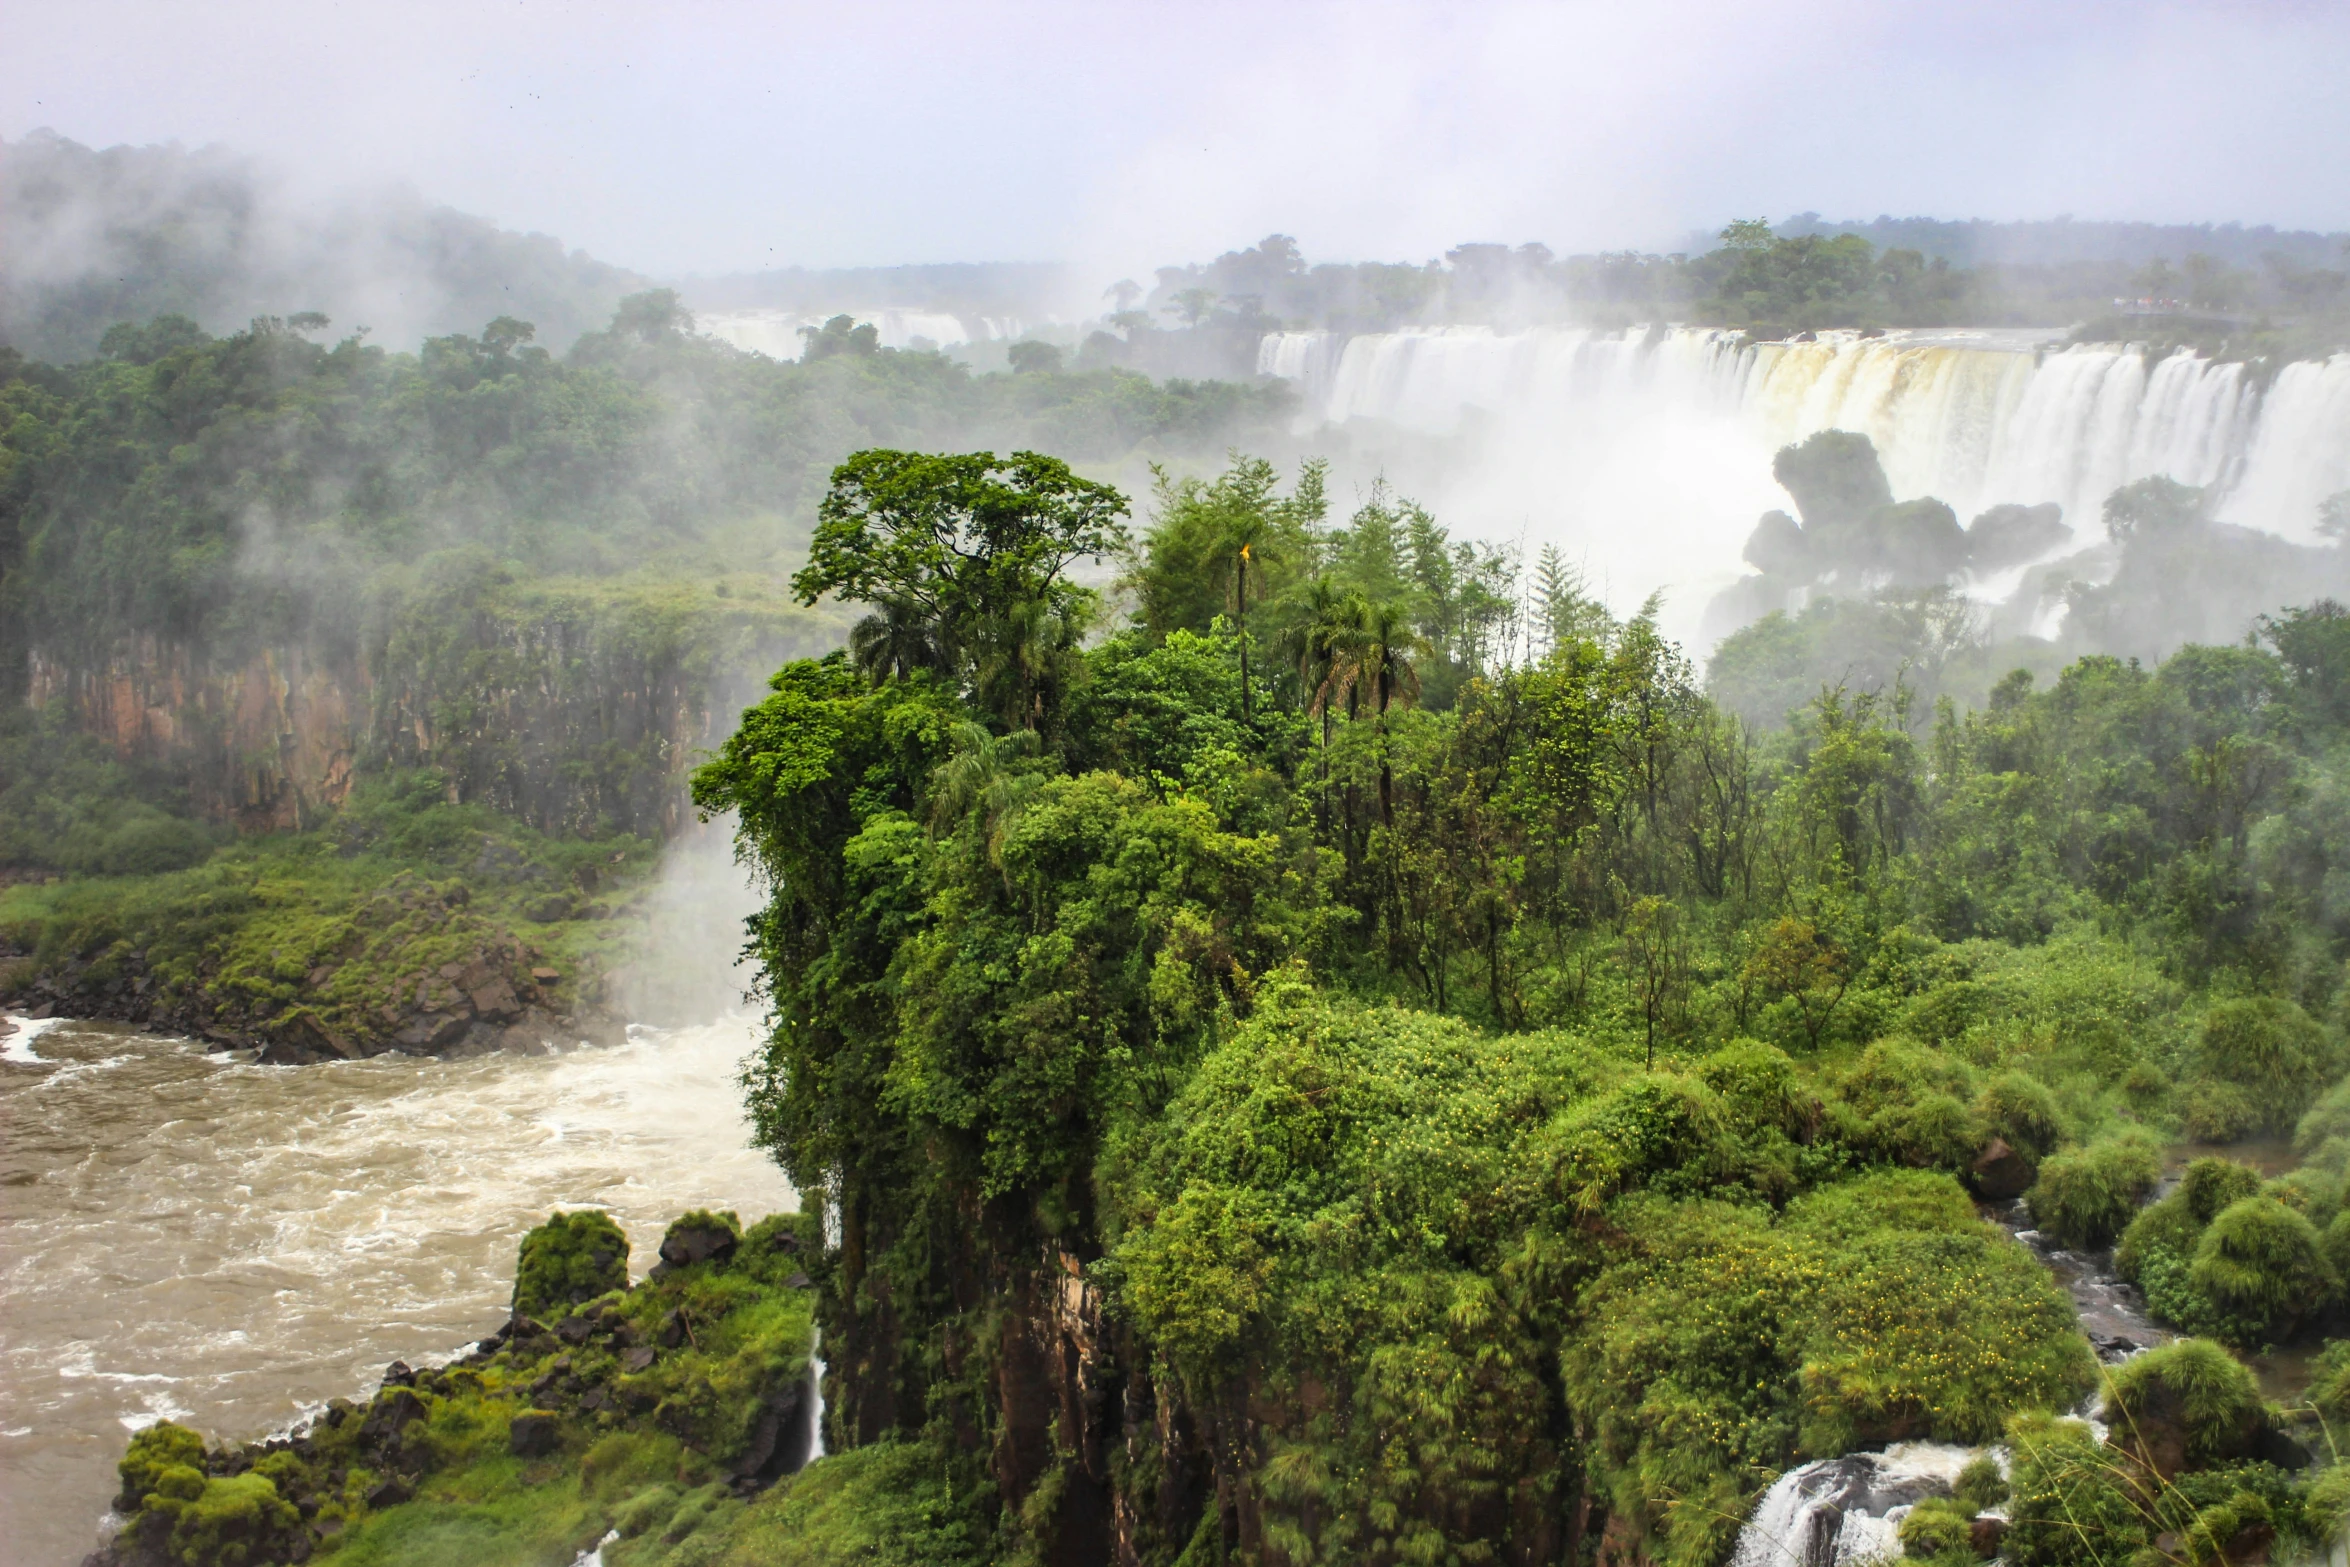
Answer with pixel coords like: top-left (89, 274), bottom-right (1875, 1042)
top-left (2002, 1414), bottom-right (2149, 1567)
top-left (513, 1211), bottom-right (630, 1319)
top-left (2195, 997), bottom-right (2343, 1131)
top-left (2189, 1196), bottom-right (2337, 1342)
top-left (1899, 1497), bottom-right (1973, 1559)
top-left (1954, 1452), bottom-right (2008, 1513)
top-left (2102, 1339), bottom-right (2264, 1467)
top-left (2026, 1135), bottom-right (2162, 1250)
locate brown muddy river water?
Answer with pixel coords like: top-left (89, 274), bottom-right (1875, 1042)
top-left (0, 1013), bottom-right (793, 1567)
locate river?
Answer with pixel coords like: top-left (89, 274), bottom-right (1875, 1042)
top-left (0, 1012), bottom-right (792, 1567)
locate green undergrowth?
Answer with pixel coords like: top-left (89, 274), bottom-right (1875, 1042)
top-left (0, 768), bottom-right (654, 1045)
top-left (103, 1208), bottom-right (837, 1567)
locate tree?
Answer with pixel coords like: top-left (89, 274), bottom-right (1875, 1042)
top-left (799, 313), bottom-right (879, 360)
top-left (1620, 895), bottom-right (1687, 1069)
top-left (1168, 287), bottom-right (1218, 327)
top-left (795, 450), bottom-right (1129, 721)
top-left (1743, 915), bottom-right (1850, 1048)
top-left (1006, 340), bottom-right (1062, 375)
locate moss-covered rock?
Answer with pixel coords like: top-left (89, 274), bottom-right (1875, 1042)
top-left (88, 1207), bottom-right (819, 1567)
top-left (2100, 1338), bottom-right (2265, 1477)
top-left (514, 1210), bottom-right (630, 1320)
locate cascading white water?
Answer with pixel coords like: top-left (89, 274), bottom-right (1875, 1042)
top-left (1730, 1443), bottom-right (1980, 1567)
top-left (1258, 327), bottom-right (2350, 644)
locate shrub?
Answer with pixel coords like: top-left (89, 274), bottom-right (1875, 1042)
top-left (2306, 1339), bottom-right (2350, 1423)
top-left (2182, 1158), bottom-right (2264, 1223)
top-left (2100, 1338), bottom-right (2264, 1472)
top-left (1875, 1091), bottom-right (1986, 1170)
top-left (2115, 1192), bottom-right (2201, 1285)
top-left (2189, 1196), bottom-right (2336, 1342)
top-left (1700, 1039), bottom-right (1807, 1134)
top-left (2026, 1134), bottom-right (2161, 1250)
top-left (2297, 1077), bottom-right (2350, 1155)
top-left (117, 1421), bottom-right (207, 1509)
top-left (1953, 1451), bottom-right (2008, 1513)
top-left (1977, 1071), bottom-right (2065, 1160)
top-left (2196, 997), bottom-right (2344, 1130)
top-left (1898, 1497), bottom-right (1973, 1558)
top-left (2322, 1211), bottom-right (2350, 1292)
top-left (2179, 1079), bottom-right (2261, 1144)
top-left (2002, 1414), bottom-right (2146, 1567)
top-left (513, 1210), bottom-right (630, 1319)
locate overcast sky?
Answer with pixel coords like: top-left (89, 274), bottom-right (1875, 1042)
top-left (10, 0), bottom-right (2348, 278)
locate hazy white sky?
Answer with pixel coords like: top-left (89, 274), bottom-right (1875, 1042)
top-left (10, 0), bottom-right (2348, 277)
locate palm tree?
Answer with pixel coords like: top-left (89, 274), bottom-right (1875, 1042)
top-left (929, 722), bottom-right (1041, 869)
top-left (1279, 578), bottom-right (1352, 829)
top-left (1224, 507), bottom-right (1284, 720)
top-left (1356, 598), bottom-right (1423, 823)
top-left (848, 595), bottom-right (953, 686)
top-left (973, 595), bottom-right (1083, 732)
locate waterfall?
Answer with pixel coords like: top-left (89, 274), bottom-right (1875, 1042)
top-left (1258, 329), bottom-right (2350, 623)
top-left (1729, 1444), bottom-right (1980, 1567)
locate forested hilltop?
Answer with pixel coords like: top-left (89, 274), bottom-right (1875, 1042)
top-left (664, 450), bottom-right (2350, 1564)
top-left (0, 297), bottom-right (1289, 1052)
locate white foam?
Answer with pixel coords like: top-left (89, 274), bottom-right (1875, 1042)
top-left (1, 1013), bottom-right (70, 1064)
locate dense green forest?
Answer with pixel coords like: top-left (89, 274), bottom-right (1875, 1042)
top-left (0, 297), bottom-right (1290, 1046)
top-left (671, 447), bottom-right (2350, 1565)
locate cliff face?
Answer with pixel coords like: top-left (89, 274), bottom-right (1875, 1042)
top-left (25, 584), bottom-right (844, 839)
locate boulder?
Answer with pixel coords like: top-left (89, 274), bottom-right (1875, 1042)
top-left (621, 1346), bottom-right (657, 1373)
top-left (468, 979), bottom-right (521, 1021)
top-left (1970, 1517), bottom-right (2007, 1557)
top-left (509, 1410), bottom-right (561, 1457)
top-left (359, 1388), bottom-right (426, 1444)
top-left (1970, 1137), bottom-right (2036, 1201)
top-left (556, 1314), bottom-right (595, 1345)
top-left (658, 1215), bottom-right (739, 1272)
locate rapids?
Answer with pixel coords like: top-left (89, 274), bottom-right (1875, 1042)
top-left (0, 1012), bottom-right (792, 1567)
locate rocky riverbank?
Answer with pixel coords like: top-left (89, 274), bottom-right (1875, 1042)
top-left (1, 851), bottom-right (644, 1065)
top-left (85, 1209), bottom-right (819, 1567)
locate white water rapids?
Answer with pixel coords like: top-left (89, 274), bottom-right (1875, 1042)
top-left (1260, 326), bottom-right (2350, 649)
top-left (0, 1014), bottom-right (793, 1567)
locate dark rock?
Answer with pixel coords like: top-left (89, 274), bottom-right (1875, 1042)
top-left (509, 1410), bottom-right (561, 1457)
top-left (556, 1314), bottom-right (594, 1345)
top-left (381, 1361), bottom-right (417, 1388)
top-left (531, 966), bottom-right (563, 984)
top-left (360, 1388), bottom-right (427, 1444)
top-left (785, 1272), bottom-right (812, 1290)
top-left (659, 1309), bottom-right (687, 1348)
top-left (1971, 1517), bottom-right (2007, 1557)
top-left (731, 1380), bottom-right (808, 1487)
top-left (1970, 1137), bottom-right (2036, 1201)
top-left (621, 1346), bottom-right (657, 1373)
top-left (659, 1215), bottom-right (739, 1272)
top-left (580, 1386), bottom-right (610, 1413)
top-left (323, 1399), bottom-right (354, 1428)
top-left (365, 1475), bottom-right (413, 1508)
top-left (468, 979), bottom-right (520, 1021)
top-left (2258, 1426), bottom-right (2313, 1471)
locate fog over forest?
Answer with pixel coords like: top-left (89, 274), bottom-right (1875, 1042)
top-left (6, 7), bottom-right (2350, 1567)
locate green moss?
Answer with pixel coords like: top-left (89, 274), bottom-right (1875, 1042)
top-left (2183, 1158), bottom-right (2266, 1224)
top-left (1977, 1070), bottom-right (2065, 1159)
top-left (118, 1421), bottom-right (207, 1509)
top-left (2179, 1079), bottom-right (2263, 1144)
top-left (513, 1211), bottom-right (630, 1320)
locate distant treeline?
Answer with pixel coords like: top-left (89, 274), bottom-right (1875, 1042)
top-left (1132, 222), bottom-right (2350, 347)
